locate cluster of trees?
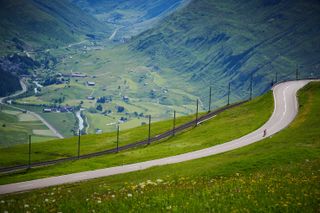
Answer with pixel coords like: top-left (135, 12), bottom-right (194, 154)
top-left (52, 96), bottom-right (65, 104)
top-left (1, 53), bottom-right (40, 74)
top-left (96, 96), bottom-right (112, 103)
top-left (87, 104), bottom-right (125, 114)
top-left (43, 77), bottom-right (63, 86)
top-left (96, 104), bottom-right (103, 111)
top-left (0, 68), bottom-right (21, 97)
top-left (116, 106), bottom-right (125, 113)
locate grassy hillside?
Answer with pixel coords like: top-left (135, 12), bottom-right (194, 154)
top-left (19, 44), bottom-right (205, 133)
top-left (0, 0), bottom-right (109, 54)
top-left (0, 90), bottom-right (273, 184)
top-left (6, 0), bottom-right (320, 138)
top-left (130, 0), bottom-right (320, 102)
top-left (0, 83), bottom-right (319, 212)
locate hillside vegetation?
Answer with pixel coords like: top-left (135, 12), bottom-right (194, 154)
top-left (0, 90), bottom-right (273, 184)
top-left (0, 68), bottom-right (21, 97)
top-left (0, 82), bottom-right (319, 212)
top-left (130, 0), bottom-right (320, 100)
top-left (0, 105), bottom-right (56, 147)
top-left (2, 0), bottom-right (319, 137)
top-left (0, 0), bottom-right (109, 54)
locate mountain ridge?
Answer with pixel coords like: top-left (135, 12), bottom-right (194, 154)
top-left (129, 0), bottom-right (320, 99)
top-left (0, 0), bottom-right (109, 54)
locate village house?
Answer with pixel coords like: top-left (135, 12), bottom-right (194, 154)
top-left (43, 108), bottom-right (52, 113)
top-left (87, 81), bottom-right (96, 86)
top-left (87, 96), bottom-right (95, 100)
top-left (122, 96), bottom-right (129, 103)
top-left (71, 72), bottom-right (87, 78)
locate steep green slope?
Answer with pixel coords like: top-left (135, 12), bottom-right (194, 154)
top-left (130, 0), bottom-right (320, 101)
top-left (0, 82), bottom-right (319, 212)
top-left (0, 91), bottom-right (272, 183)
top-left (0, 0), bottom-right (109, 54)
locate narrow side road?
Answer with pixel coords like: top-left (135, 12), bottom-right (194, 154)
top-left (0, 80), bottom-right (313, 195)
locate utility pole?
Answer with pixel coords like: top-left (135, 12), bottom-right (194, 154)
top-left (28, 135), bottom-right (31, 170)
top-left (77, 129), bottom-right (81, 159)
top-left (148, 115), bottom-right (151, 145)
top-left (249, 75), bottom-right (253, 100)
top-left (227, 82), bottom-right (231, 105)
top-left (172, 110), bottom-right (176, 136)
top-left (195, 99), bottom-right (199, 126)
top-left (208, 86), bottom-right (212, 112)
top-left (116, 124), bottom-right (119, 152)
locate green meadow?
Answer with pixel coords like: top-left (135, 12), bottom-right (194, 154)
top-left (10, 104), bottom-right (77, 138)
top-left (0, 105), bottom-right (56, 147)
top-left (0, 89), bottom-right (272, 184)
top-left (0, 81), bottom-right (319, 213)
top-left (16, 44), bottom-right (207, 134)
top-left (0, 0), bottom-right (319, 210)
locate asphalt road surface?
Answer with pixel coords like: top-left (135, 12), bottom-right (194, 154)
top-left (0, 80), bottom-right (312, 195)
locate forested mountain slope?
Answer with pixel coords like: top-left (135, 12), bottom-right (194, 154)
top-left (0, 0), bottom-right (109, 54)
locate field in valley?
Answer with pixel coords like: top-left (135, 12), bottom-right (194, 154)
top-left (0, 105), bottom-right (56, 147)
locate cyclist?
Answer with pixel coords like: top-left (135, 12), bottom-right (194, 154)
top-left (263, 129), bottom-right (267, 137)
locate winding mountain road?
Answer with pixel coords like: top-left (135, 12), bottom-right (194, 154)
top-left (0, 80), bottom-right (313, 195)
